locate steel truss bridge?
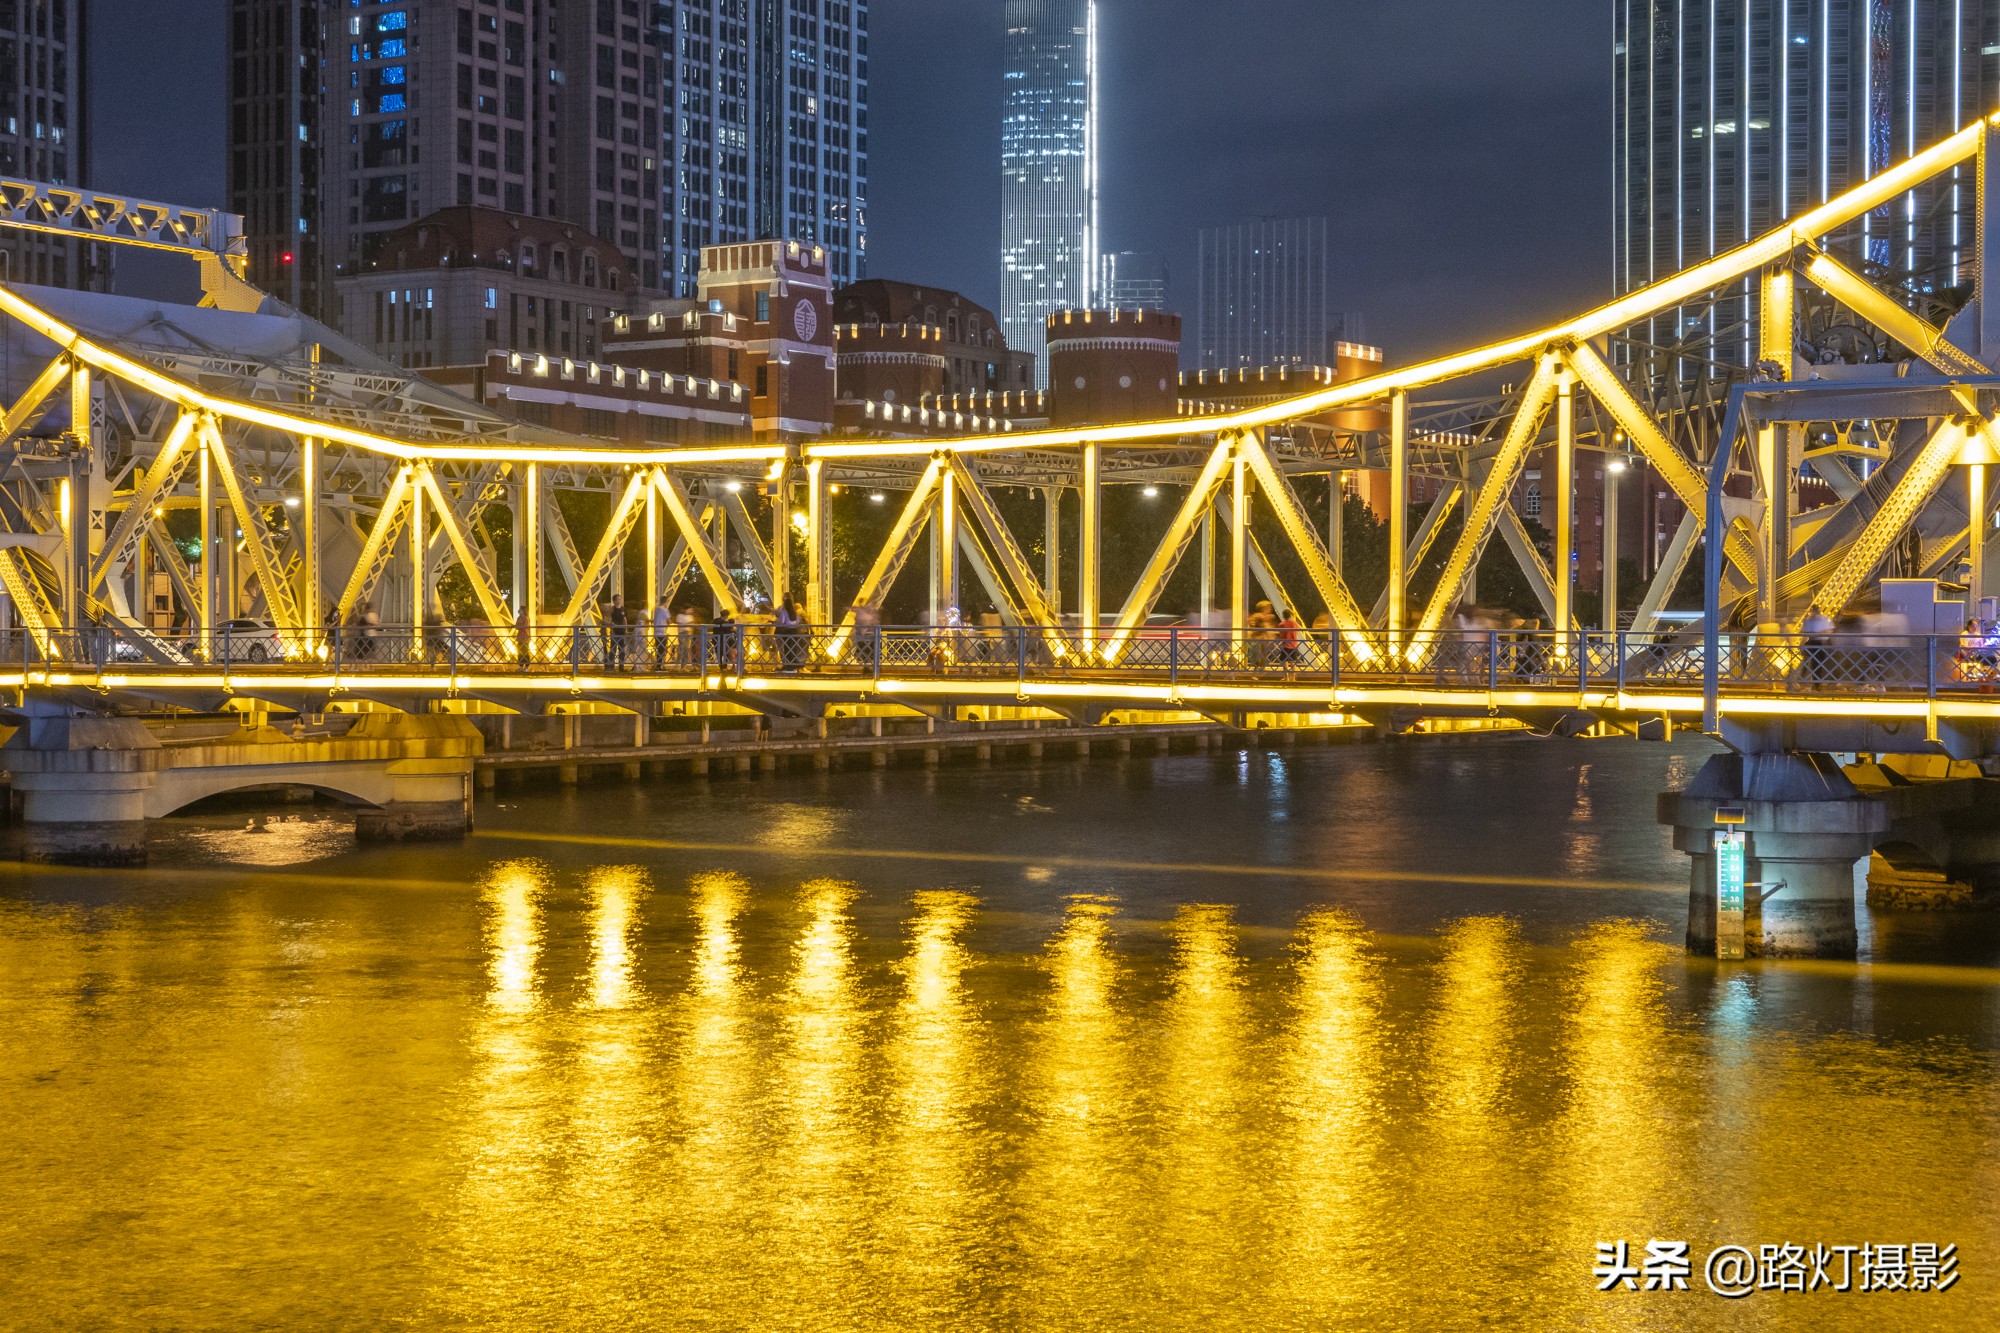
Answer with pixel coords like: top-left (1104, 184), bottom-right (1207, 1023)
top-left (4, 121), bottom-right (2000, 740)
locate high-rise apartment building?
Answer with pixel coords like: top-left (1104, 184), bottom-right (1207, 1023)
top-left (1613, 1), bottom-right (2000, 363)
top-left (229, 0), bottom-right (325, 309)
top-left (0, 0), bottom-right (105, 290)
top-left (1001, 0), bottom-right (1096, 386)
top-left (228, 0), bottom-right (867, 320)
top-left (1101, 250), bottom-right (1167, 311)
top-left (660, 0), bottom-right (869, 297)
top-left (1196, 216), bottom-right (1333, 371)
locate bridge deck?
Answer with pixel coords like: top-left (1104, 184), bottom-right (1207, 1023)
top-left (8, 627), bottom-right (1999, 724)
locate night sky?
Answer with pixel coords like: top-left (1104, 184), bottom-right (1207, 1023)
top-left (89, 0), bottom-right (1611, 363)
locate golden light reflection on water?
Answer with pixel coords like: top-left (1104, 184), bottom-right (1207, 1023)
top-left (1021, 893), bottom-right (1132, 1328)
top-left (664, 871), bottom-right (754, 1326)
top-left (483, 859), bottom-right (545, 1013)
top-left (1425, 915), bottom-right (1522, 1129)
top-left (881, 889), bottom-right (985, 1319)
top-left (559, 866), bottom-right (657, 1306)
top-left (8, 851), bottom-right (2000, 1331)
top-left (1275, 909), bottom-right (1386, 1324)
top-left (768, 877), bottom-right (870, 1321)
top-left (430, 859), bottom-right (555, 1323)
top-left (1158, 902), bottom-right (1253, 1315)
top-left (581, 865), bottom-right (645, 1010)
top-left (1409, 916), bottom-right (1541, 1319)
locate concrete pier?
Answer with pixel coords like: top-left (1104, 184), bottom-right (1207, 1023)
top-left (3, 715), bottom-right (165, 865)
top-left (1660, 752), bottom-right (1889, 958)
top-left (2, 709), bottom-right (480, 861)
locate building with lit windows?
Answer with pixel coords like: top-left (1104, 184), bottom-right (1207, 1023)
top-left (1614, 1), bottom-right (2000, 365)
top-left (1196, 216), bottom-right (1335, 371)
top-left (0, 0), bottom-right (106, 291)
top-left (228, 0), bottom-right (864, 325)
top-left (660, 0), bottom-right (869, 298)
top-left (1001, 0), bottom-right (1097, 387)
top-left (333, 206), bottom-right (635, 367)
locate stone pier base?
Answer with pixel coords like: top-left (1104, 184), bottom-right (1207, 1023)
top-left (22, 819), bottom-right (149, 866)
top-left (356, 799), bottom-right (470, 842)
top-left (1661, 752), bottom-right (1890, 959)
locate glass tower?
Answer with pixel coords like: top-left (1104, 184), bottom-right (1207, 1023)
top-left (1001, 0), bottom-right (1097, 387)
top-left (1613, 1), bottom-right (2000, 365)
top-left (1196, 217), bottom-right (1332, 371)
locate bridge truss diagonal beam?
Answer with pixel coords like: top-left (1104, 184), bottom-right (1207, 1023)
top-left (948, 456), bottom-right (1061, 641)
top-left (1104, 438), bottom-right (1234, 663)
top-left (1236, 432), bottom-right (1372, 637)
top-left (201, 416), bottom-right (300, 632)
top-left (556, 472), bottom-right (650, 627)
top-left (1416, 357), bottom-right (1561, 638)
top-left (335, 465), bottom-right (414, 623)
top-left (414, 465), bottom-right (515, 636)
top-left (652, 473), bottom-right (745, 619)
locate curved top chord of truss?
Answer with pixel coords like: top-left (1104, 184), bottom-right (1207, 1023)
top-left (0, 110), bottom-right (1994, 473)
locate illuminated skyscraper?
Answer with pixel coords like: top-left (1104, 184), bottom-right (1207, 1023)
top-left (1002, 0), bottom-right (1097, 386)
top-left (1613, 1), bottom-right (2000, 364)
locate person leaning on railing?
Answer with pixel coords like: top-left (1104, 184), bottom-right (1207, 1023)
top-left (775, 593), bottom-right (806, 672)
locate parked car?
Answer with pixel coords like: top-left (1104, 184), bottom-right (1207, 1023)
top-left (214, 618), bottom-right (287, 664)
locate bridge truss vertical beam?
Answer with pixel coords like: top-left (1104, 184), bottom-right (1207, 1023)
top-left (1043, 484), bottom-right (1062, 618)
top-left (1079, 443), bottom-right (1101, 646)
top-left (1229, 439), bottom-right (1249, 636)
top-left (522, 463), bottom-right (540, 627)
top-left (1553, 365), bottom-right (1575, 641)
top-left (806, 459), bottom-right (831, 624)
top-left (1388, 391), bottom-right (1409, 647)
top-left (936, 460), bottom-right (957, 621)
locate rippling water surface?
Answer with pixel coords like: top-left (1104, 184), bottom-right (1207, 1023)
top-left (3, 736), bottom-right (1998, 1329)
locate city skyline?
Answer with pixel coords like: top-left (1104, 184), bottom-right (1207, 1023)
top-left (86, 1), bottom-right (1613, 364)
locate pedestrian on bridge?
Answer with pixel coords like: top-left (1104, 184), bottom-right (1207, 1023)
top-left (653, 596), bottom-right (672, 670)
top-left (1277, 607), bottom-right (1302, 680)
top-left (674, 605), bottom-right (696, 669)
top-left (1799, 608), bottom-right (1834, 690)
top-left (608, 595), bottom-right (630, 671)
top-left (1248, 600), bottom-right (1279, 668)
top-left (776, 592), bottom-right (806, 671)
top-left (713, 607), bottom-right (740, 672)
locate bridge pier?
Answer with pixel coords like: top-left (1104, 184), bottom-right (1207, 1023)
top-left (1660, 752), bottom-right (1889, 959)
top-left (1, 711), bottom-right (479, 861)
top-left (3, 715), bottom-right (166, 866)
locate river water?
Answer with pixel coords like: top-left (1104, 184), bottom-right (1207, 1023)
top-left (2, 735), bottom-right (1997, 1330)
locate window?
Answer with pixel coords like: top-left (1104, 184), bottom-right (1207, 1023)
top-left (755, 290), bottom-right (769, 322)
top-left (1524, 482), bottom-right (1542, 520)
top-left (755, 364), bottom-right (768, 396)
